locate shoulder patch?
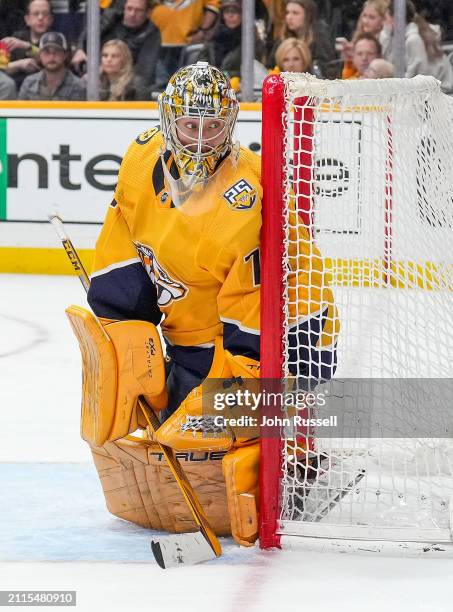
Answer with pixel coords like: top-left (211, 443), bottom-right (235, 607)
top-left (223, 179), bottom-right (257, 211)
top-left (135, 126), bottom-right (159, 145)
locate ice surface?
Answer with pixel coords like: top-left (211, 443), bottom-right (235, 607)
top-left (1, 274), bottom-right (453, 612)
top-left (0, 274), bottom-right (90, 463)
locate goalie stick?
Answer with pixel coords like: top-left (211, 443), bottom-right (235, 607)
top-left (49, 214), bottom-right (222, 568)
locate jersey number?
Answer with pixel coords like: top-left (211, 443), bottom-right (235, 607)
top-left (244, 248), bottom-right (261, 287)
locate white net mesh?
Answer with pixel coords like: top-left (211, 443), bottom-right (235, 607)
top-left (278, 74), bottom-right (453, 543)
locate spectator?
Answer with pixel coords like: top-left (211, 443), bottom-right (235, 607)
top-left (274, 36), bottom-right (312, 72)
top-left (0, 0), bottom-right (27, 40)
top-left (267, 0), bottom-right (337, 78)
top-left (209, 0), bottom-right (265, 74)
top-left (49, 1), bottom-right (120, 48)
top-left (263, 0), bottom-right (286, 51)
top-left (0, 70), bottom-right (17, 99)
top-left (345, 32), bottom-right (381, 78)
top-left (416, 0), bottom-right (453, 42)
top-left (72, 0), bottom-right (160, 87)
top-left (210, 0), bottom-right (242, 68)
top-left (339, 0), bottom-right (388, 78)
top-left (363, 56), bottom-right (394, 78)
top-left (205, 0), bottom-right (266, 98)
top-left (314, 0), bottom-right (343, 41)
top-left (338, 0), bottom-right (369, 39)
top-left (0, 41), bottom-right (10, 70)
top-left (49, 1), bottom-right (85, 47)
top-left (100, 38), bottom-right (147, 100)
top-left (381, 0), bottom-right (453, 92)
top-left (354, 0), bottom-right (388, 40)
top-left (150, 0), bottom-right (220, 83)
top-left (2, 0), bottom-right (53, 89)
top-left (19, 31), bottom-right (86, 99)
top-left (278, 0), bottom-right (364, 41)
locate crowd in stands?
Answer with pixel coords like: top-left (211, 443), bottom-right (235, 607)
top-left (0, 0), bottom-right (452, 101)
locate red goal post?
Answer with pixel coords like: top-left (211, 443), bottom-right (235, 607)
top-left (260, 74), bottom-right (318, 549)
top-left (260, 74), bottom-right (286, 549)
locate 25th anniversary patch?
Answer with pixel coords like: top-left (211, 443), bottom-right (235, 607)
top-left (223, 179), bottom-right (257, 211)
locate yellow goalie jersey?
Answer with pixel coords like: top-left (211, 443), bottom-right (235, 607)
top-left (88, 127), bottom-right (338, 385)
top-left (88, 127), bottom-right (262, 362)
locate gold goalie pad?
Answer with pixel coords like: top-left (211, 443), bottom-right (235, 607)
top-left (90, 433), bottom-right (260, 544)
top-left (90, 435), bottom-right (231, 535)
top-left (66, 305), bottom-right (168, 446)
top-left (222, 441), bottom-right (260, 546)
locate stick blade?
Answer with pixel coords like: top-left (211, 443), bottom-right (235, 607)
top-left (151, 532), bottom-right (218, 569)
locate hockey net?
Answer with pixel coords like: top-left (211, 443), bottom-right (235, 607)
top-left (260, 74), bottom-right (453, 552)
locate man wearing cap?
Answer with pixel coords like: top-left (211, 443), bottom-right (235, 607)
top-left (19, 31), bottom-right (86, 100)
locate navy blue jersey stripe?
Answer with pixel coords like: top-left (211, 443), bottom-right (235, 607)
top-left (152, 152), bottom-right (168, 195)
top-left (223, 321), bottom-right (260, 361)
top-left (87, 262), bottom-right (162, 324)
top-left (166, 344), bottom-right (215, 378)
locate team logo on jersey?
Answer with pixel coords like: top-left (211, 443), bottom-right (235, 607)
top-left (135, 126), bottom-right (159, 145)
top-left (223, 179), bottom-right (257, 211)
top-left (135, 242), bottom-right (188, 307)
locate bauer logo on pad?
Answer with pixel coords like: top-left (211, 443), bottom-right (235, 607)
top-left (223, 179), bottom-right (257, 211)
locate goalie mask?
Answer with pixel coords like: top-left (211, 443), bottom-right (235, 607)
top-left (158, 62), bottom-right (239, 198)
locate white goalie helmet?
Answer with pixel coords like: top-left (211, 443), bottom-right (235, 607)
top-left (158, 62), bottom-right (239, 192)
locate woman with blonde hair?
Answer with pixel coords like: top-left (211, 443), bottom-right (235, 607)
top-left (339, 0), bottom-right (389, 79)
top-left (274, 37), bottom-right (312, 73)
top-left (267, 0), bottom-right (336, 78)
top-left (353, 0), bottom-right (389, 41)
top-left (99, 39), bottom-right (147, 101)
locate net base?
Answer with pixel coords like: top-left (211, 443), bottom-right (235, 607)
top-left (280, 532), bottom-right (453, 558)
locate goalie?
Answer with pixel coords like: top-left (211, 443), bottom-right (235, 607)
top-left (67, 62), bottom-right (337, 548)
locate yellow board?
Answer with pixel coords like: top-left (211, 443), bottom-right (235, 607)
top-left (0, 247), bottom-right (94, 275)
top-left (2, 247), bottom-right (451, 293)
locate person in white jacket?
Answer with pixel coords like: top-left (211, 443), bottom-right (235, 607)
top-left (380, 0), bottom-right (453, 93)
